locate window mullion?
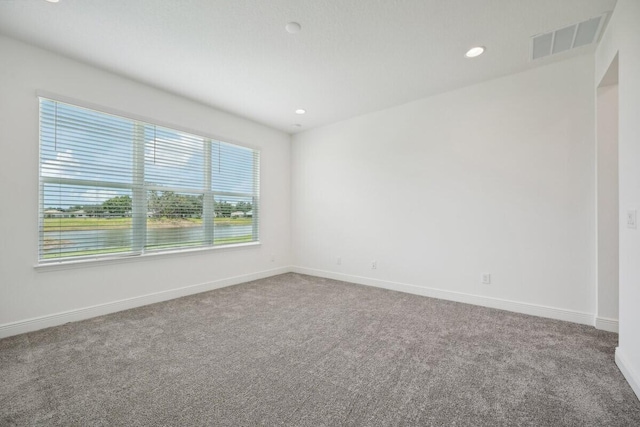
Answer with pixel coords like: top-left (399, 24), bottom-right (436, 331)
top-left (203, 140), bottom-right (214, 245)
top-left (252, 150), bottom-right (260, 242)
top-left (132, 122), bottom-right (146, 253)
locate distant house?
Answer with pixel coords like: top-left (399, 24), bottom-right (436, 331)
top-left (245, 210), bottom-right (253, 218)
top-left (44, 209), bottom-right (65, 218)
top-left (71, 210), bottom-right (87, 218)
top-left (230, 211), bottom-right (245, 218)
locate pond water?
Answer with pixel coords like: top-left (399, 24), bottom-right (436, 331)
top-left (43, 224), bottom-right (254, 257)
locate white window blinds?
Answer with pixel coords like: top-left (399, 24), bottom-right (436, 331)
top-left (39, 97), bottom-right (260, 263)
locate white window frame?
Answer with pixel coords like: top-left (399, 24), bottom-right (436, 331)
top-left (37, 92), bottom-right (260, 267)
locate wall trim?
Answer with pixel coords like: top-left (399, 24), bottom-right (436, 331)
top-left (292, 266), bottom-right (595, 326)
top-left (616, 347), bottom-right (640, 402)
top-left (0, 266), bottom-right (290, 339)
top-left (595, 316), bottom-right (619, 333)
top-left (2, 265), bottom-right (609, 340)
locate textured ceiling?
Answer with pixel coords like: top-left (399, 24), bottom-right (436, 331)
top-left (0, 0), bottom-right (617, 133)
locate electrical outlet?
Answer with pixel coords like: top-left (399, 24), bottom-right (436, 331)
top-left (371, 261), bottom-right (377, 270)
top-left (481, 273), bottom-right (491, 284)
top-left (627, 210), bottom-right (637, 229)
top-left (337, 257), bottom-right (342, 265)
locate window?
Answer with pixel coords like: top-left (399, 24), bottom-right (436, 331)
top-left (39, 97), bottom-right (259, 263)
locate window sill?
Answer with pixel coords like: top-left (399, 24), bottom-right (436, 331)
top-left (34, 241), bottom-right (261, 272)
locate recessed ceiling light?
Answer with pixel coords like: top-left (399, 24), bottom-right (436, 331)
top-left (45, 0), bottom-right (60, 3)
top-left (465, 46), bottom-right (485, 58)
top-left (295, 109), bottom-right (306, 115)
top-left (285, 22), bottom-right (302, 34)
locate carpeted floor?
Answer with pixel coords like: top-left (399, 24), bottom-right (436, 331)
top-left (1, 273), bottom-right (639, 426)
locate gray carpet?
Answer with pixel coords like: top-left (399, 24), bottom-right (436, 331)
top-left (1, 273), bottom-right (639, 426)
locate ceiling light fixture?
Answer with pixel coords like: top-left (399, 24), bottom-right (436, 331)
top-left (465, 46), bottom-right (485, 58)
top-left (295, 109), bottom-right (306, 115)
top-left (285, 22), bottom-right (302, 34)
top-left (45, 0), bottom-right (60, 3)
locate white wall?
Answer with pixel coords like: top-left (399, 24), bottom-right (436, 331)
top-left (596, 83), bottom-right (619, 326)
top-left (595, 0), bottom-right (640, 401)
top-left (0, 36), bottom-right (291, 337)
top-left (292, 55), bottom-right (596, 323)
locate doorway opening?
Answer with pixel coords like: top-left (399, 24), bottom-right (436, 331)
top-left (596, 53), bottom-right (619, 332)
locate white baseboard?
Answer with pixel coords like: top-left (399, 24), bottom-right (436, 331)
top-left (292, 266), bottom-right (595, 326)
top-left (1, 265), bottom-right (608, 341)
top-left (616, 348), bottom-right (640, 402)
top-left (595, 316), bottom-right (619, 333)
top-left (0, 266), bottom-right (290, 339)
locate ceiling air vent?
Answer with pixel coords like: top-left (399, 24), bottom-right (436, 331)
top-left (531, 14), bottom-right (608, 61)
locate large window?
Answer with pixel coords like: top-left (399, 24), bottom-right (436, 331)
top-left (39, 97), bottom-right (259, 263)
